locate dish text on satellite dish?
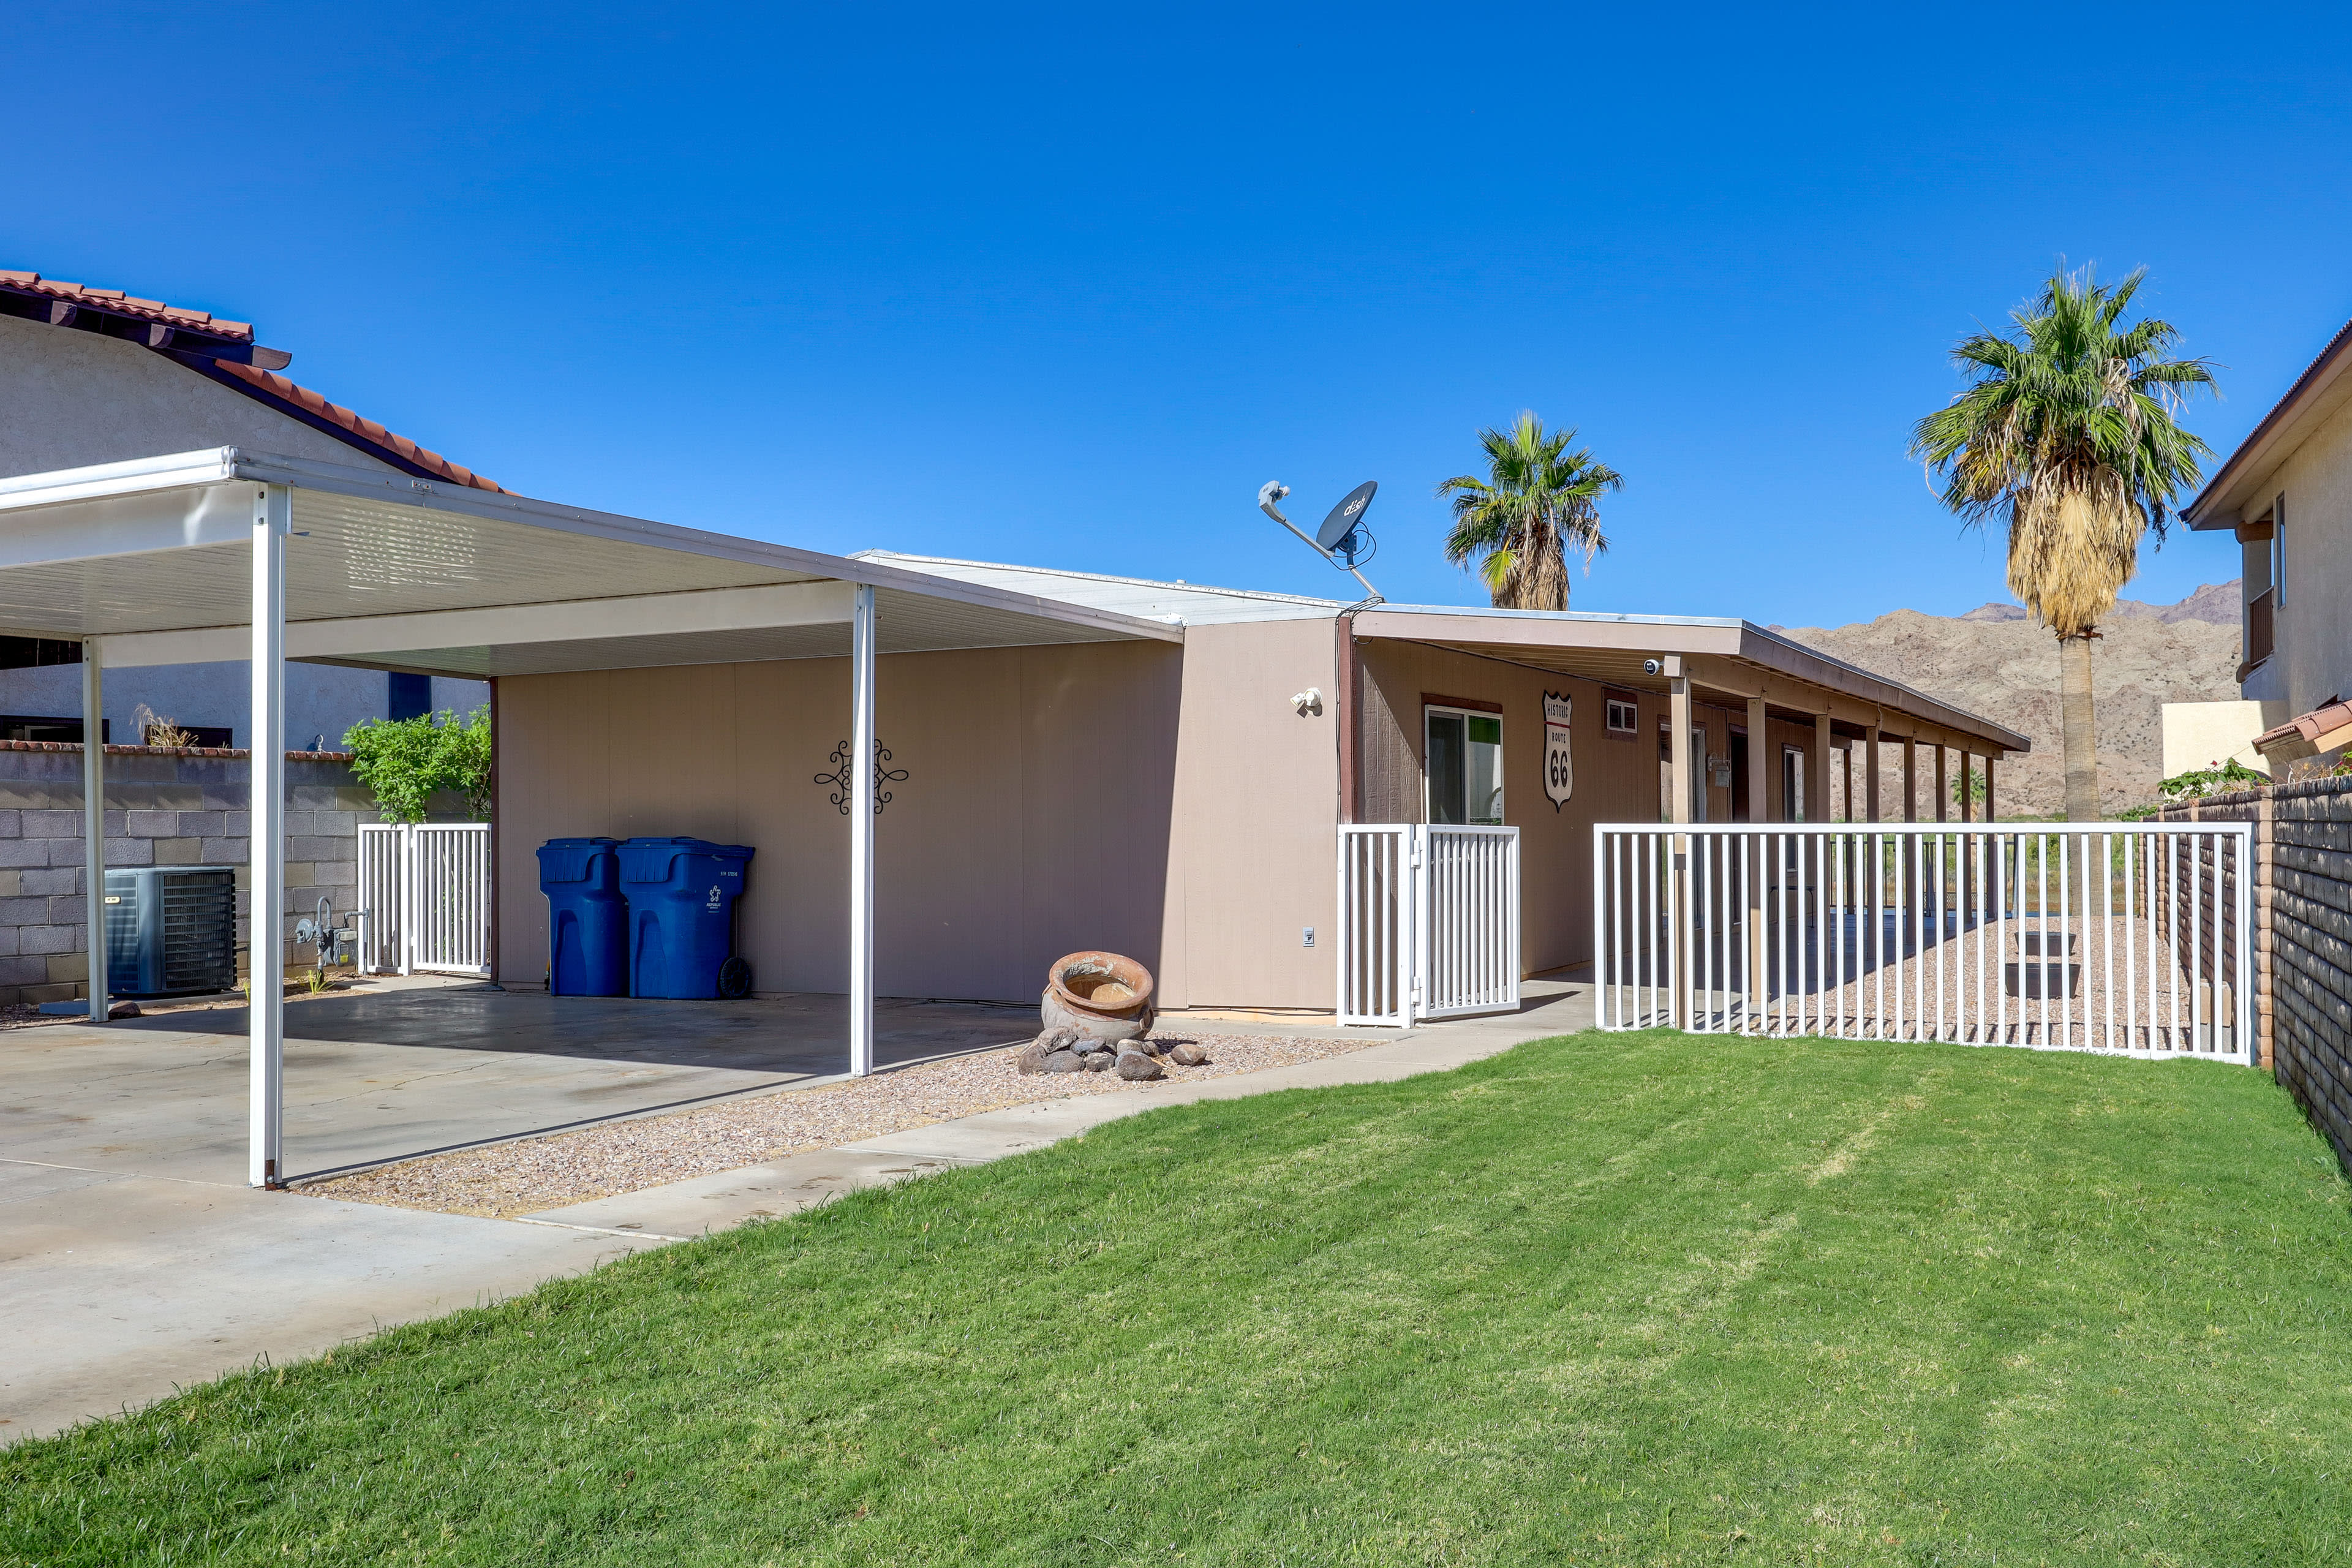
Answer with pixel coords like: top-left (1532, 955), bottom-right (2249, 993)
top-left (1315, 481), bottom-right (1379, 553)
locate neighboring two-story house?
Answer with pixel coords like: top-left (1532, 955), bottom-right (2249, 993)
top-left (2178, 314), bottom-right (2352, 775)
top-left (0, 269), bottom-right (486, 745)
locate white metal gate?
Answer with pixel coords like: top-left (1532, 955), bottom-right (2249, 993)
top-left (355, 821), bottom-right (492, 978)
top-left (1337, 824), bottom-right (1521, 1027)
top-left (1592, 822), bottom-right (2254, 1061)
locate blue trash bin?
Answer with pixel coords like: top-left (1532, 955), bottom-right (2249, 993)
top-left (537, 837), bottom-right (626, 996)
top-left (619, 837), bottom-right (755, 999)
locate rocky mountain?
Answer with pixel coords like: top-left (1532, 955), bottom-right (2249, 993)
top-left (1774, 583), bottom-right (2241, 818)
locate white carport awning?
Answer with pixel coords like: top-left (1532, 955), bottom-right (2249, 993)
top-left (0, 447), bottom-right (1183, 1188)
top-left (0, 447), bottom-right (1182, 670)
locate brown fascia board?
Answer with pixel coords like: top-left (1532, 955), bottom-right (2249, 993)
top-left (1348, 606), bottom-right (2027, 753)
top-left (2184, 313), bottom-right (2352, 529)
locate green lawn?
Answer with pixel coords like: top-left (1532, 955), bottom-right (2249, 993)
top-left (9, 1031), bottom-right (2352, 1566)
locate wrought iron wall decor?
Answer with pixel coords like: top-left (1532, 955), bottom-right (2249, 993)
top-left (817, 739), bottom-right (908, 815)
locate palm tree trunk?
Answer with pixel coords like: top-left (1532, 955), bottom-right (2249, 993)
top-left (2060, 631), bottom-right (2100, 821)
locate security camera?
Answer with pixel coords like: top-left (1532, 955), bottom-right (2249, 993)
top-left (1643, 658), bottom-right (1662, 676)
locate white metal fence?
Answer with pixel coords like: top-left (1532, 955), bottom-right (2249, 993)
top-left (1593, 823), bottom-right (2254, 1061)
top-left (1337, 824), bottom-right (1520, 1027)
top-left (355, 821), bottom-right (493, 977)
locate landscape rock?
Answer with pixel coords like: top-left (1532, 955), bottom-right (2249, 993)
top-left (107, 1000), bottom-right (141, 1019)
top-left (1015, 1040), bottom-right (1052, 1074)
top-left (1041, 1050), bottom-right (1088, 1074)
top-left (1169, 1042), bottom-right (1208, 1066)
top-left (1114, 1049), bottom-right (1163, 1081)
top-left (1084, 1050), bottom-right (1114, 1072)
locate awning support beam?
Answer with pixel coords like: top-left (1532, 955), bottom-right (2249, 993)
top-left (250, 483), bottom-right (288, 1189)
top-left (81, 639), bottom-right (105, 1024)
top-left (848, 583), bottom-right (876, 1078)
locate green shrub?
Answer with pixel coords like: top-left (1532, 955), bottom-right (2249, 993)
top-left (342, 707), bottom-right (491, 823)
top-left (2156, 757), bottom-right (2268, 801)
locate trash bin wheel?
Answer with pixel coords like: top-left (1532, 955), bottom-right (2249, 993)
top-left (717, 956), bottom-right (753, 1000)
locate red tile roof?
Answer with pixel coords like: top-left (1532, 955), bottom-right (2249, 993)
top-left (208, 361), bottom-right (507, 493)
top-left (0, 268), bottom-right (254, 340)
top-left (2255, 697), bottom-right (2352, 753)
top-left (2, 266), bottom-right (505, 493)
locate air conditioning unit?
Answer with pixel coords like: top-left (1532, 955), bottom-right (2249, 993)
top-left (105, 866), bottom-right (238, 998)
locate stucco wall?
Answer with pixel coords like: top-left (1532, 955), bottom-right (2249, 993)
top-left (495, 641), bottom-right (1186, 1006)
top-left (1158, 619), bottom-right (1339, 1011)
top-left (0, 315), bottom-right (393, 478)
top-left (2226, 394), bottom-right (2352, 714)
top-left (1359, 642), bottom-right (1670, 976)
top-left (0, 314), bottom-right (483, 746)
top-left (494, 624), bottom-right (1344, 1012)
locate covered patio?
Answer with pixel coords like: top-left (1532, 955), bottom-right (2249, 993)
top-left (0, 446), bottom-right (1180, 1188)
top-left (1346, 604), bottom-right (2030, 827)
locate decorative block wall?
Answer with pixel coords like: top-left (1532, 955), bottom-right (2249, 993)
top-left (2168, 778), bottom-right (2352, 1173)
top-left (0, 741), bottom-right (377, 1007)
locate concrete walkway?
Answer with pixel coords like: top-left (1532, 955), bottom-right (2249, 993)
top-left (1, 976), bottom-right (1591, 1444)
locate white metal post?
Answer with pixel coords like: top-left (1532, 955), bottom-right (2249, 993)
top-left (249, 484), bottom-right (290, 1188)
top-left (848, 583), bottom-right (876, 1076)
top-left (81, 639), bottom-right (107, 1024)
top-left (398, 823), bottom-right (415, 976)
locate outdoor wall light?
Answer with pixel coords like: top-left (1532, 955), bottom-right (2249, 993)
top-left (1292, 687), bottom-right (1324, 716)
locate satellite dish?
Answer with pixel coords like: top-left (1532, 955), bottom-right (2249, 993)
top-left (1256, 477), bottom-right (1385, 603)
top-left (1315, 480), bottom-right (1379, 564)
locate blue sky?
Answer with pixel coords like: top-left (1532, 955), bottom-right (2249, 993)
top-left (10, 4), bottom-right (2349, 626)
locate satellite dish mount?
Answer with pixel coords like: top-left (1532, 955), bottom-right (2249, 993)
top-left (1257, 479), bottom-right (1384, 602)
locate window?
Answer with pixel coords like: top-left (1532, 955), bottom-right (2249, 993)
top-left (148, 723), bottom-right (233, 748)
top-left (0, 637), bottom-right (82, 672)
top-left (0, 715), bottom-right (109, 743)
top-left (2274, 492), bottom-right (2286, 611)
top-left (2244, 505), bottom-right (2278, 668)
top-left (1425, 706), bottom-right (1503, 824)
top-left (1605, 696), bottom-right (1638, 734)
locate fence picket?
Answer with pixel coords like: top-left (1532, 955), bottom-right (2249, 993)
top-left (1593, 821), bottom-right (2254, 1063)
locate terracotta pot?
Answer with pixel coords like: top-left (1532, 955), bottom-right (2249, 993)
top-left (1041, 950), bottom-right (1156, 1042)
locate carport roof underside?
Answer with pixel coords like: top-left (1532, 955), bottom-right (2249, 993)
top-left (0, 448), bottom-right (1183, 673)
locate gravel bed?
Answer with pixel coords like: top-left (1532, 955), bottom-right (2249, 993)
top-left (307, 1029), bottom-right (1381, 1219)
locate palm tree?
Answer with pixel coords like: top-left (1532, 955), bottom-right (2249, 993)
top-left (1909, 266), bottom-right (2215, 821)
top-left (1437, 412), bottom-right (1623, 611)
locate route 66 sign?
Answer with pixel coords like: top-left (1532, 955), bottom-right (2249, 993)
top-left (1542, 692), bottom-right (1574, 809)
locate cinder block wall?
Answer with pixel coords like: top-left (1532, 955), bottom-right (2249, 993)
top-left (0, 741), bottom-right (380, 1006)
top-left (2168, 778), bottom-right (2352, 1172)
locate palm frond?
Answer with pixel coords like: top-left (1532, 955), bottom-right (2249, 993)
top-left (1907, 263), bottom-right (2216, 635)
top-left (1433, 412), bottom-right (1622, 609)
